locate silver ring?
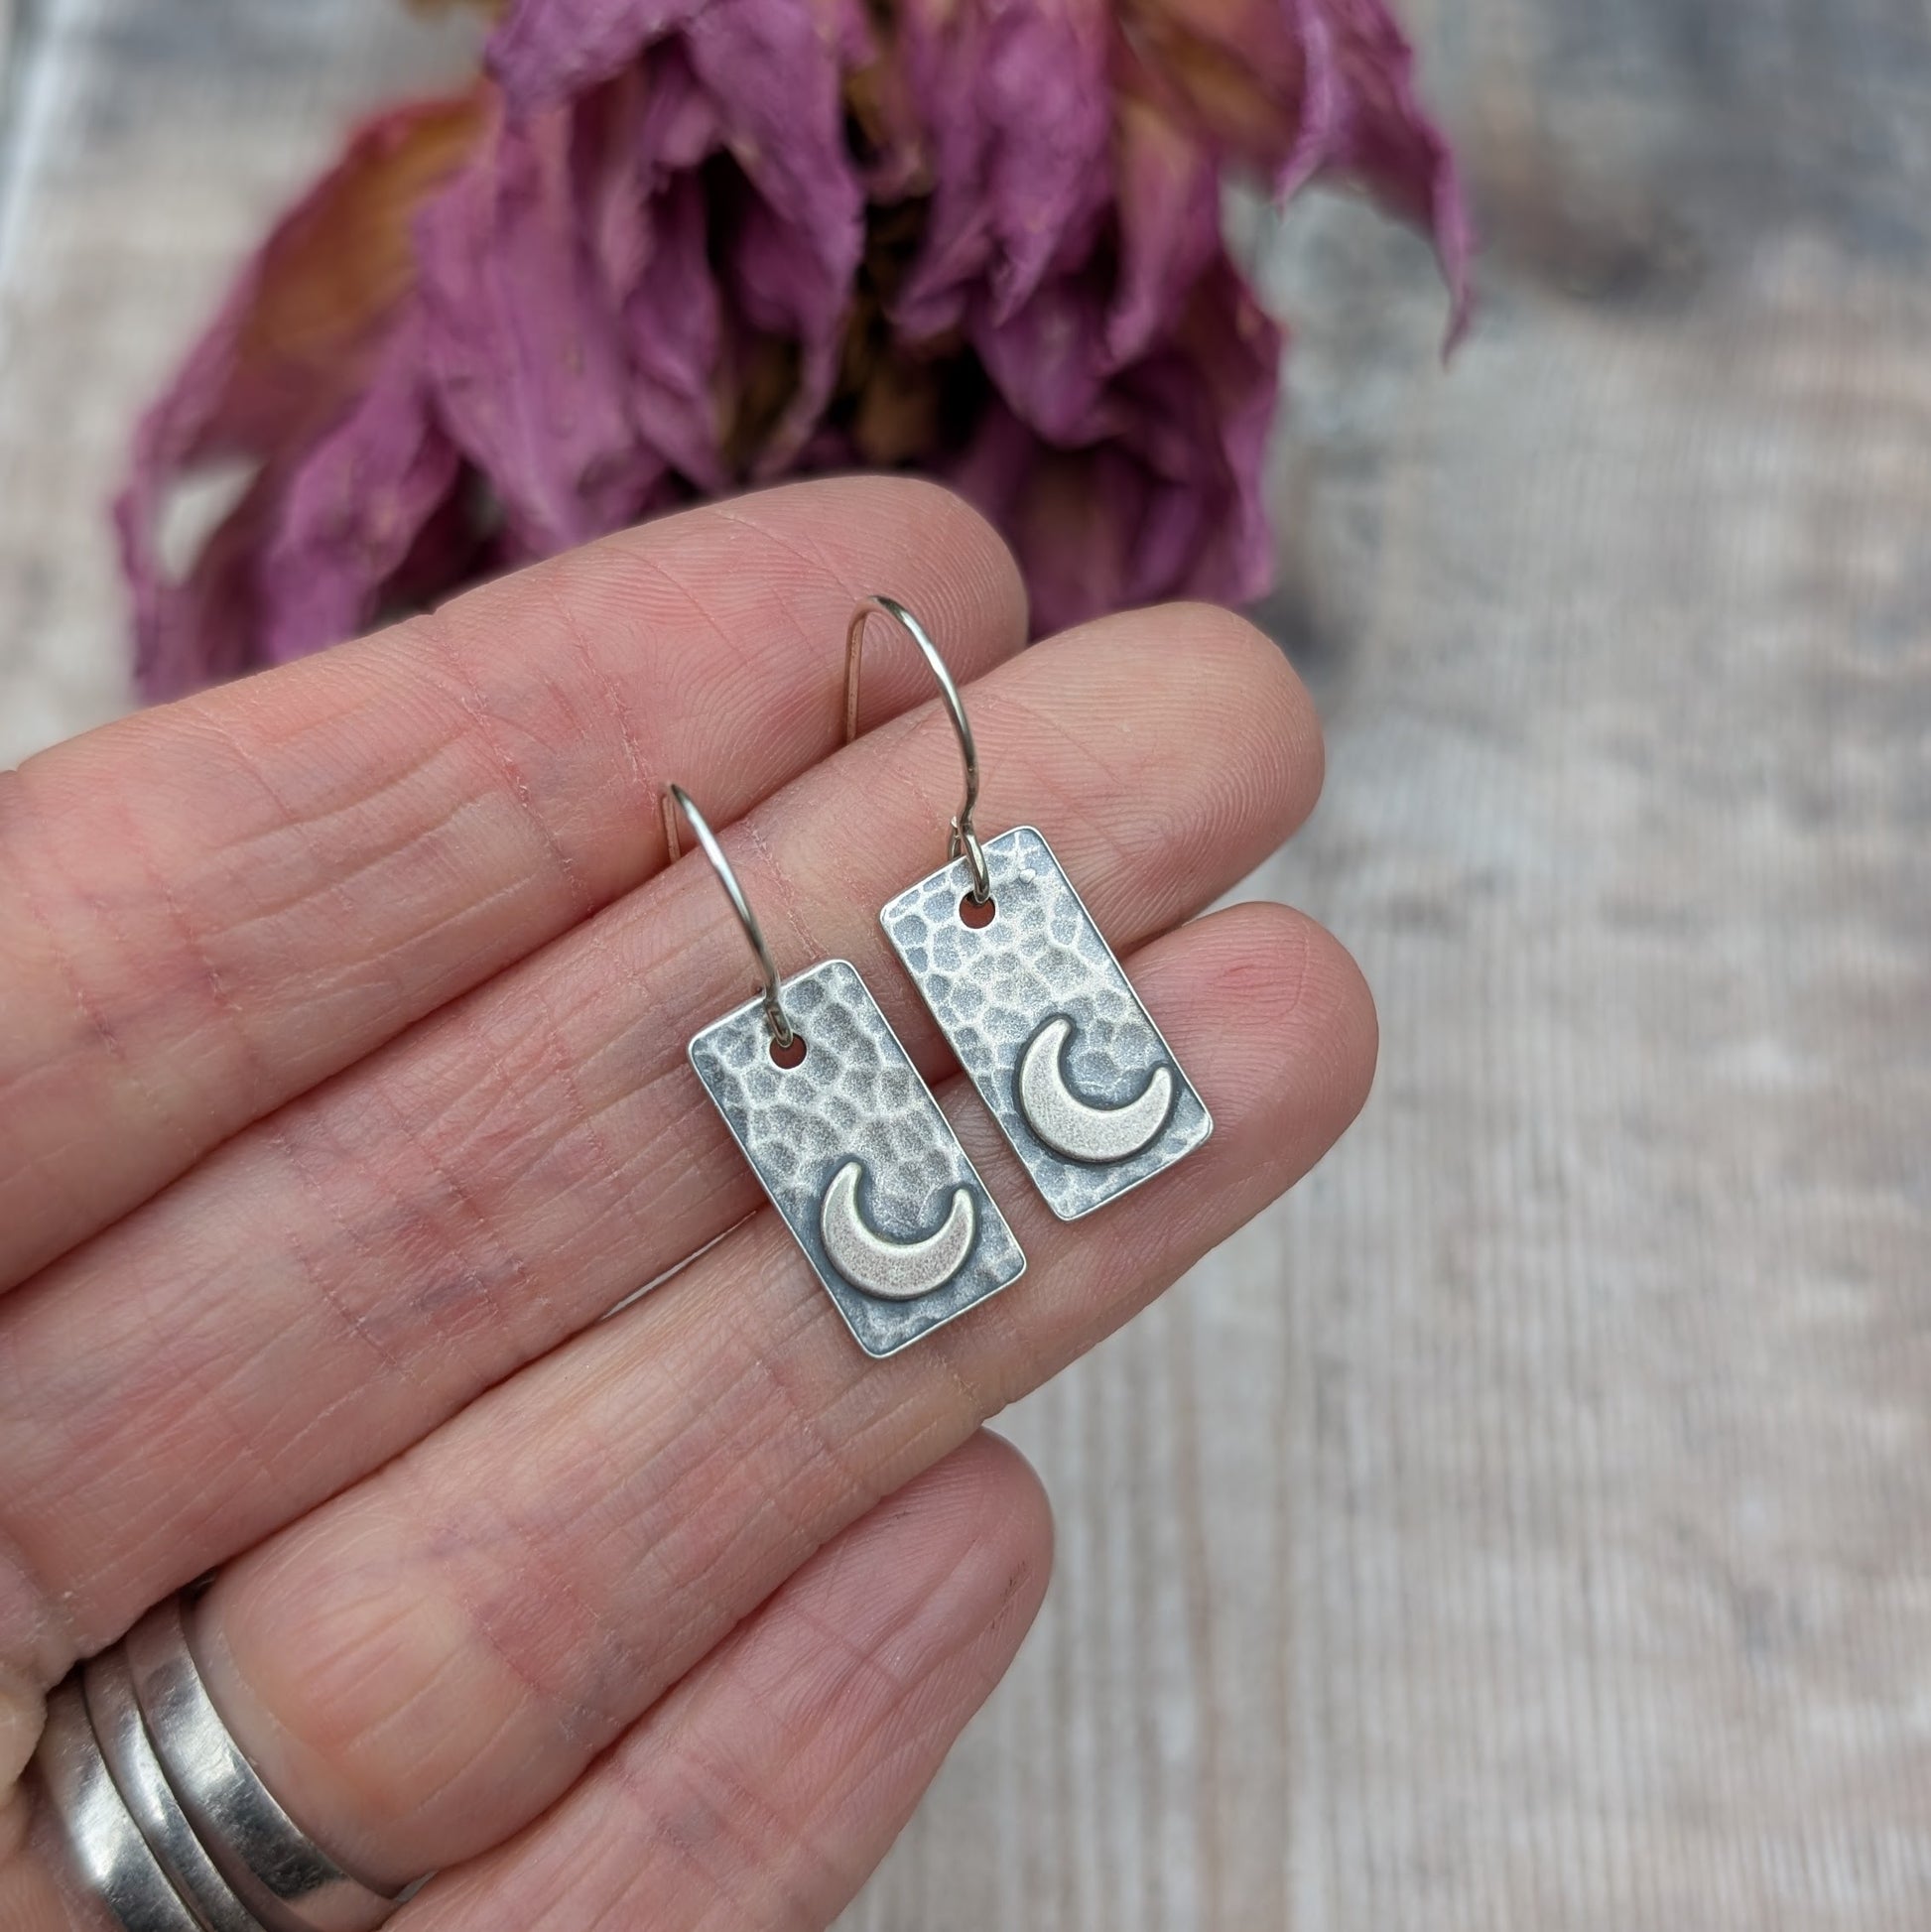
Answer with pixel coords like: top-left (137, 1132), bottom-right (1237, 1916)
top-left (82, 1643), bottom-right (262, 1932)
top-left (122, 1597), bottom-right (401, 1932)
top-left (35, 1678), bottom-right (202, 1932)
top-left (844, 595), bottom-right (992, 904)
top-left (662, 783), bottom-right (797, 1048)
top-left (32, 1594), bottom-right (414, 1932)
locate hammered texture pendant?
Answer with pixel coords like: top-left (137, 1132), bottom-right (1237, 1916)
top-left (689, 959), bottom-right (1026, 1356)
top-left (881, 827), bottom-right (1212, 1221)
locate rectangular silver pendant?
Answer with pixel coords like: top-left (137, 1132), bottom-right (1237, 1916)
top-left (689, 958), bottom-right (1025, 1357)
top-left (880, 826), bottom-right (1212, 1221)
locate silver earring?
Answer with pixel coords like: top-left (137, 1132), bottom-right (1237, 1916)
top-left (847, 597), bottom-right (1212, 1221)
top-left (667, 785), bottom-right (1025, 1357)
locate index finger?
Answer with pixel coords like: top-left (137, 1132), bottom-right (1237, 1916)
top-left (0, 477), bottom-right (1026, 1291)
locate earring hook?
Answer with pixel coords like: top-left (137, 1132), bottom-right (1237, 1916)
top-left (662, 784), bottom-right (796, 1048)
top-left (844, 595), bottom-right (991, 903)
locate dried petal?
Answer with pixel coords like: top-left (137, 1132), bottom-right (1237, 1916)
top-left (945, 252), bottom-right (1279, 634)
top-left (119, 92), bottom-right (485, 697)
top-left (485, 0), bottom-right (710, 104)
top-left (1119, 0), bottom-right (1469, 332)
top-left (889, 2), bottom-right (1223, 445)
top-left (894, 0), bottom-right (1115, 337)
top-left (413, 92), bottom-right (668, 553)
top-left (118, 474), bottom-right (278, 700)
top-left (620, 172), bottom-right (729, 491)
top-left (255, 313), bottom-right (464, 665)
top-left (1297, 0), bottom-right (1471, 338)
top-left (1108, 85), bottom-right (1222, 365)
top-left (488, 0), bottom-right (866, 471)
top-left (1116, 0), bottom-right (1322, 171)
top-left (970, 273), bottom-right (1113, 444)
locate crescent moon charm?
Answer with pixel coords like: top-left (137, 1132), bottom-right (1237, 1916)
top-left (819, 1160), bottom-right (978, 1301)
top-left (1017, 1015), bottom-right (1175, 1166)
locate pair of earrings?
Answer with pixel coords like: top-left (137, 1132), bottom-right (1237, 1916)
top-left (670, 596), bottom-right (1213, 1357)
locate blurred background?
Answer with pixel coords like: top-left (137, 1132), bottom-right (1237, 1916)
top-left (1, 1), bottom-right (1927, 1927)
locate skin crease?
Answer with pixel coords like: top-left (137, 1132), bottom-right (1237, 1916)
top-left (0, 478), bottom-right (1374, 1932)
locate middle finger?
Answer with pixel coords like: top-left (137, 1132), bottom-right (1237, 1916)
top-left (0, 604), bottom-right (1319, 1670)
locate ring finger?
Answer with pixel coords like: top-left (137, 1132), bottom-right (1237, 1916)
top-left (17, 1432), bottom-right (1055, 1932)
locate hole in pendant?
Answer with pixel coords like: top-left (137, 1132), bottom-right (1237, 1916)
top-left (769, 1032), bottom-right (808, 1069)
top-left (959, 891), bottom-right (997, 929)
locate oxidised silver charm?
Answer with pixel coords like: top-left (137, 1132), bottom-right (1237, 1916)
top-left (881, 827), bottom-right (1212, 1221)
top-left (690, 959), bottom-right (1026, 1356)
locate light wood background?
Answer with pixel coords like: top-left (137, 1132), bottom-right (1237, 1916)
top-left (3, 2), bottom-right (1927, 1927)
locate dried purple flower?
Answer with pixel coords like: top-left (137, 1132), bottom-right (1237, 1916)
top-left (119, 0), bottom-right (1468, 698)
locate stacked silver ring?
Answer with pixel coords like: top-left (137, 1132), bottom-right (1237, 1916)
top-left (31, 1594), bottom-right (407, 1932)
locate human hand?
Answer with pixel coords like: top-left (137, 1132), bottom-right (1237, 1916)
top-left (0, 479), bottom-right (1372, 1931)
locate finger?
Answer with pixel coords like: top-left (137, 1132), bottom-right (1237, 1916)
top-left (394, 1432), bottom-right (1050, 1932)
top-left (0, 606), bottom-right (1320, 1671)
top-left (180, 900), bottom-right (1373, 1881)
top-left (1, 1800), bottom-right (84, 1932)
top-left (0, 477), bottom-right (1026, 1290)
top-left (0, 1434), bottom-right (1050, 1932)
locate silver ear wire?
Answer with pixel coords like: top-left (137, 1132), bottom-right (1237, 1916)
top-left (663, 785), bottom-right (795, 1049)
top-left (844, 595), bottom-right (990, 903)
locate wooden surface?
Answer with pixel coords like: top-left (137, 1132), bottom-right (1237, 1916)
top-left (3, 1), bottom-right (1929, 1927)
